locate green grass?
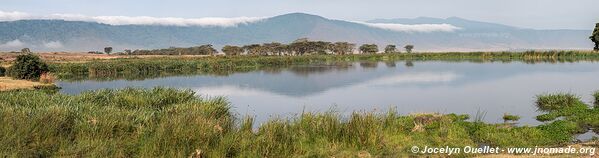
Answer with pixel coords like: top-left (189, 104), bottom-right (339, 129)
top-left (3, 88), bottom-right (599, 157)
top-left (535, 93), bottom-right (583, 112)
top-left (502, 113), bottom-right (521, 122)
top-left (49, 51), bottom-right (599, 81)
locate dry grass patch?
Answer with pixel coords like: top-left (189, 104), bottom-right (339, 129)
top-left (0, 77), bottom-right (53, 91)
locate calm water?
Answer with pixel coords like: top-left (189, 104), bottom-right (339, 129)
top-left (58, 61), bottom-right (599, 125)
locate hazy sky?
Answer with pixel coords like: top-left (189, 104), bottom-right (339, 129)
top-left (1, 0), bottom-right (598, 30)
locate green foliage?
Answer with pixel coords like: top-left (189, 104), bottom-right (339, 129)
top-left (502, 114), bottom-right (520, 122)
top-left (331, 42), bottom-right (355, 55)
top-left (288, 39), bottom-right (332, 55)
top-left (104, 47), bottom-right (113, 54)
top-left (384, 45), bottom-right (397, 53)
top-left (359, 44), bottom-right (378, 54)
top-left (222, 45), bottom-right (243, 56)
top-left (133, 44), bottom-right (217, 55)
top-left (535, 93), bottom-right (581, 112)
top-left (49, 51), bottom-right (599, 81)
top-left (404, 45), bottom-right (414, 53)
top-left (3, 88), bottom-right (599, 157)
top-left (0, 87), bottom-right (232, 157)
top-left (8, 53), bottom-right (49, 80)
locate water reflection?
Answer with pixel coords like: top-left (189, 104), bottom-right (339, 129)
top-left (58, 61), bottom-right (599, 126)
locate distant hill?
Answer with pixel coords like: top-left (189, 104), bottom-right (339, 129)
top-left (0, 13), bottom-right (593, 52)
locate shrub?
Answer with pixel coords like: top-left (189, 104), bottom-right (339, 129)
top-left (8, 54), bottom-right (49, 80)
top-left (535, 93), bottom-right (581, 112)
top-left (594, 91), bottom-right (599, 107)
top-left (503, 114), bottom-right (521, 122)
top-left (0, 66), bottom-right (5, 77)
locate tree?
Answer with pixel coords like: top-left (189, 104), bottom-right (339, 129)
top-left (288, 38), bottom-right (332, 55)
top-left (104, 47), bottom-right (113, 55)
top-left (263, 42), bottom-right (285, 56)
top-left (8, 54), bottom-right (49, 80)
top-left (124, 49), bottom-right (132, 55)
top-left (0, 66), bottom-right (5, 77)
top-left (591, 23), bottom-right (599, 51)
top-left (21, 48), bottom-right (31, 54)
top-left (313, 41), bottom-right (332, 54)
top-left (222, 45), bottom-right (243, 56)
top-left (242, 44), bottom-right (263, 55)
top-left (384, 45), bottom-right (397, 53)
top-left (359, 44), bottom-right (378, 54)
top-left (196, 44), bottom-right (217, 55)
top-left (273, 43), bottom-right (289, 56)
top-left (331, 42), bottom-right (355, 55)
top-left (404, 45), bottom-right (414, 53)
top-left (289, 40), bottom-right (309, 56)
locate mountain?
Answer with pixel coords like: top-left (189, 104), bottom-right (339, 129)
top-left (0, 13), bottom-right (593, 52)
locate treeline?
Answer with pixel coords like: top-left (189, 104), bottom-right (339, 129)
top-left (123, 38), bottom-right (414, 56)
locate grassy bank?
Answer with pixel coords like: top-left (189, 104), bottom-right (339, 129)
top-left (49, 51), bottom-right (599, 81)
top-left (0, 77), bottom-right (58, 92)
top-left (1, 87), bottom-right (598, 157)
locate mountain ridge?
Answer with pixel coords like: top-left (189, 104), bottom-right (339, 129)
top-left (0, 13), bottom-right (593, 52)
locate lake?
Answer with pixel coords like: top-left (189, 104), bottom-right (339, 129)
top-left (57, 61), bottom-right (599, 125)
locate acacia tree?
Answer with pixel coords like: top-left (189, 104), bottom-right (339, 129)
top-left (331, 42), bottom-right (355, 55)
top-left (404, 45), bottom-right (414, 53)
top-left (591, 23), bottom-right (599, 51)
top-left (104, 47), bottom-right (113, 55)
top-left (384, 45), bottom-right (397, 53)
top-left (222, 45), bottom-right (243, 56)
top-left (21, 48), bottom-right (31, 54)
top-left (289, 40), bottom-right (310, 55)
top-left (274, 43), bottom-right (289, 56)
top-left (359, 44), bottom-right (378, 54)
top-left (263, 42), bottom-right (285, 56)
top-left (242, 44), bottom-right (264, 55)
top-left (124, 49), bottom-right (132, 55)
top-left (313, 41), bottom-right (332, 54)
top-left (197, 44), bottom-right (217, 55)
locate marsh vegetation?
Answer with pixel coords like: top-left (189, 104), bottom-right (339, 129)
top-left (1, 88), bottom-right (598, 157)
top-left (49, 51), bottom-right (599, 81)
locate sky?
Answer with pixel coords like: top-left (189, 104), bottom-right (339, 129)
top-left (0, 0), bottom-right (598, 30)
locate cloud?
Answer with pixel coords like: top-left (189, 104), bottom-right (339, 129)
top-left (44, 41), bottom-right (63, 49)
top-left (50, 14), bottom-right (265, 27)
top-left (0, 11), bottom-right (31, 21)
top-left (0, 39), bottom-right (25, 48)
top-left (356, 21), bottom-right (462, 33)
top-left (193, 85), bottom-right (273, 97)
top-left (365, 72), bottom-right (460, 86)
top-left (0, 10), bottom-right (264, 27)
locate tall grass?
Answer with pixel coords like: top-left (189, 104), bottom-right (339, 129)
top-left (0, 88), bottom-right (232, 157)
top-left (49, 51), bottom-right (599, 81)
top-left (2, 88), bottom-right (599, 156)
